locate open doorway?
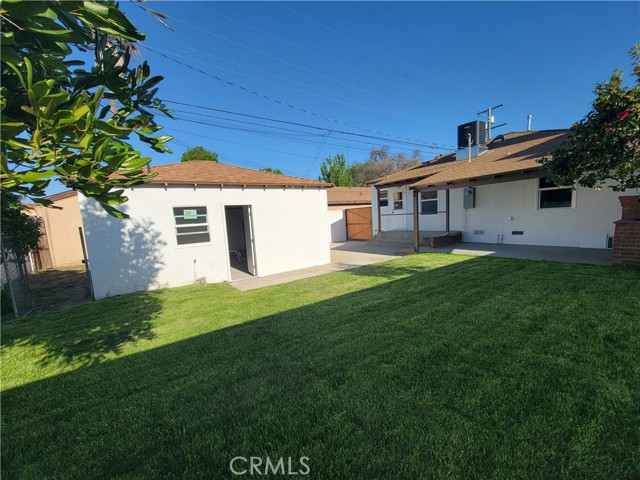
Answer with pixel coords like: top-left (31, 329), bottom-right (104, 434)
top-left (224, 206), bottom-right (256, 280)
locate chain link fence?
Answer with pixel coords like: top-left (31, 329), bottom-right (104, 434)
top-left (1, 236), bottom-right (34, 318)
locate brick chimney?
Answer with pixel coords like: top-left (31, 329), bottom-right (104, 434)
top-left (613, 195), bottom-right (640, 267)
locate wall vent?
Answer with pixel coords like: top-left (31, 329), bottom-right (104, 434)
top-left (511, 231), bottom-right (524, 236)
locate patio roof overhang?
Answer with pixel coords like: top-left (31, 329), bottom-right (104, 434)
top-left (410, 167), bottom-right (548, 192)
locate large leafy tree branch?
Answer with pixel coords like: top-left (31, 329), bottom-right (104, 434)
top-left (319, 154), bottom-right (355, 186)
top-left (1, 0), bottom-right (173, 218)
top-left (181, 146), bottom-right (218, 162)
top-left (541, 45), bottom-right (640, 191)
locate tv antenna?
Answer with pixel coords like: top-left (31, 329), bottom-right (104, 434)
top-left (478, 104), bottom-right (506, 140)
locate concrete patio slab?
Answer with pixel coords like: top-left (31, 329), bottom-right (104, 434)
top-left (230, 240), bottom-right (613, 291)
top-left (230, 242), bottom-right (399, 291)
top-left (412, 242), bottom-right (613, 266)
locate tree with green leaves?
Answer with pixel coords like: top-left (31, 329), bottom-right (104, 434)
top-left (181, 146), bottom-right (219, 162)
top-left (1, 0), bottom-right (173, 218)
top-left (260, 167), bottom-right (283, 175)
top-left (319, 154), bottom-right (355, 186)
top-left (1, 191), bottom-right (42, 258)
top-left (541, 45), bottom-right (640, 191)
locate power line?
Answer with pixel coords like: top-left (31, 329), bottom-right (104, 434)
top-left (172, 108), bottom-right (445, 154)
top-left (161, 126), bottom-right (322, 177)
top-left (162, 10), bottom-right (433, 117)
top-left (164, 99), bottom-right (455, 150)
top-left (144, 40), bottom-right (444, 126)
top-left (143, 45), bottom-right (456, 148)
top-left (145, 37), bottom-right (448, 126)
top-left (271, 1), bottom-right (497, 102)
top-left (189, 1), bottom-right (459, 111)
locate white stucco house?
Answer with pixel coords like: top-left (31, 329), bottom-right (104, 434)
top-left (80, 161), bottom-right (332, 299)
top-left (370, 126), bottom-right (635, 250)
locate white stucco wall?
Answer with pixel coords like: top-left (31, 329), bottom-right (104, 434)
top-left (328, 210), bottom-right (347, 242)
top-left (372, 180), bottom-right (634, 249)
top-left (80, 185), bottom-right (331, 299)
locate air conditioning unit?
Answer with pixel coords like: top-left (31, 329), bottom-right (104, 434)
top-left (457, 120), bottom-right (486, 149)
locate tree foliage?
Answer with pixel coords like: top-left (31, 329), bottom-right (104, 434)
top-left (541, 45), bottom-right (640, 191)
top-left (1, 191), bottom-right (42, 258)
top-left (1, 0), bottom-right (173, 218)
top-left (319, 154), bottom-right (355, 186)
top-left (260, 167), bottom-right (283, 175)
top-left (352, 147), bottom-right (423, 185)
top-left (181, 146), bottom-right (218, 162)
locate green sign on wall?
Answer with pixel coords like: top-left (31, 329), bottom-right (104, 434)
top-left (183, 209), bottom-right (198, 219)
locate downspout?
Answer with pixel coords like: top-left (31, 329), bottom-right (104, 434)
top-left (413, 189), bottom-right (419, 252)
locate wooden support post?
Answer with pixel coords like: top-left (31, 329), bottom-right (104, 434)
top-left (376, 187), bottom-right (382, 235)
top-left (445, 189), bottom-right (450, 234)
top-left (413, 189), bottom-right (419, 252)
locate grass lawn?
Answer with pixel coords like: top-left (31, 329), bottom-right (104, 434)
top-left (2, 254), bottom-right (640, 479)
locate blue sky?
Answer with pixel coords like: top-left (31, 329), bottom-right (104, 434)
top-left (115, 1), bottom-right (638, 180)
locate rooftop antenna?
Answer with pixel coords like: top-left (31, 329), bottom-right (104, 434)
top-left (478, 103), bottom-right (506, 140)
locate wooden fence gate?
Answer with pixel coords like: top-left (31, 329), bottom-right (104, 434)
top-left (345, 207), bottom-right (373, 240)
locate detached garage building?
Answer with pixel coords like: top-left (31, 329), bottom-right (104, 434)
top-left (80, 161), bottom-right (332, 299)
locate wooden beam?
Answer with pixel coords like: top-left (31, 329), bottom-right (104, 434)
top-left (414, 169), bottom-right (547, 192)
top-left (413, 189), bottom-right (419, 252)
top-left (445, 189), bottom-right (450, 233)
top-left (376, 187), bottom-right (382, 235)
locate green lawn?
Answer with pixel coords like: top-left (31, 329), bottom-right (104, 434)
top-left (2, 254), bottom-right (639, 479)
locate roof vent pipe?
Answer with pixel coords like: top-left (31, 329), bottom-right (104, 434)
top-left (527, 115), bottom-right (532, 131)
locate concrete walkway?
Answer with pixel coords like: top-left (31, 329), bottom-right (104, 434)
top-left (421, 242), bottom-right (613, 266)
top-left (230, 242), bottom-right (398, 291)
top-left (230, 240), bottom-right (613, 291)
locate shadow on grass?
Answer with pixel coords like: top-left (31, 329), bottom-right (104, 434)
top-left (3, 256), bottom-right (640, 479)
top-left (3, 199), bottom-right (168, 367)
top-left (29, 267), bottom-right (91, 313)
top-left (1, 291), bottom-right (161, 367)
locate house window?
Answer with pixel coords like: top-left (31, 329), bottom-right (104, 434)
top-left (538, 178), bottom-right (573, 209)
top-left (379, 190), bottom-right (389, 207)
top-left (421, 191), bottom-right (438, 215)
top-left (173, 206), bottom-right (210, 245)
top-left (393, 191), bottom-right (403, 210)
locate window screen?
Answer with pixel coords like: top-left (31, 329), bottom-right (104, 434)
top-left (538, 178), bottom-right (573, 209)
top-left (379, 190), bottom-right (389, 207)
top-left (393, 191), bottom-right (403, 210)
top-left (421, 191), bottom-right (438, 215)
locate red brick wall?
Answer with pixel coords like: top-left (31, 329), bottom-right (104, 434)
top-left (613, 195), bottom-right (640, 267)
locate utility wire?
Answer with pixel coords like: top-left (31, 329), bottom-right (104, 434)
top-left (163, 11), bottom-right (432, 117)
top-left (144, 40), bottom-right (443, 126)
top-left (189, 1), bottom-right (458, 110)
top-left (164, 99), bottom-right (455, 150)
top-left (271, 1), bottom-right (497, 102)
top-left (172, 109), bottom-right (445, 154)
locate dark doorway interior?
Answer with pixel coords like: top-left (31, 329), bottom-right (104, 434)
top-left (225, 206), bottom-right (251, 279)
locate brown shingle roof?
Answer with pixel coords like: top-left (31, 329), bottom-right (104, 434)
top-left (134, 161), bottom-right (330, 188)
top-left (45, 190), bottom-right (78, 202)
top-left (370, 130), bottom-right (569, 189)
top-left (327, 187), bottom-right (372, 205)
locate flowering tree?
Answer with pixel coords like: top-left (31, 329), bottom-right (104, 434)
top-left (541, 45), bottom-right (640, 191)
